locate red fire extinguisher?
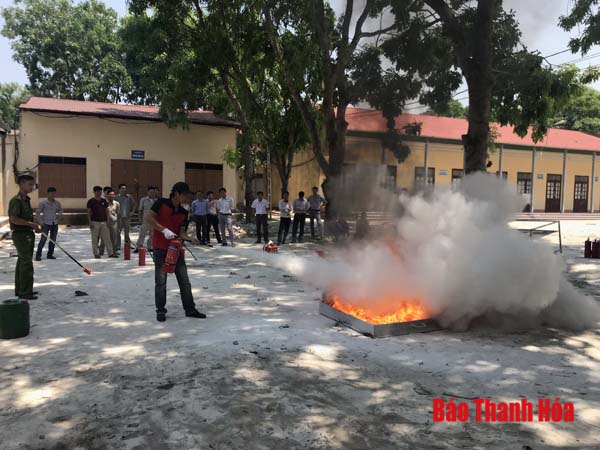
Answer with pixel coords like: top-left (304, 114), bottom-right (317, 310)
top-left (162, 240), bottom-right (182, 273)
top-left (139, 246), bottom-right (146, 266)
top-left (263, 241), bottom-right (278, 253)
top-left (124, 241), bottom-right (131, 261)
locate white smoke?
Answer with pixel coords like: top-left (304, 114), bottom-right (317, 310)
top-left (268, 173), bottom-right (600, 330)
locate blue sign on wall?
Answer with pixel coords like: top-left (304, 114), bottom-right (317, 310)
top-left (131, 150), bottom-right (145, 160)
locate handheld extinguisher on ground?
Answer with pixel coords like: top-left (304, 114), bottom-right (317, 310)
top-left (162, 240), bottom-right (182, 273)
top-left (138, 246), bottom-right (146, 266)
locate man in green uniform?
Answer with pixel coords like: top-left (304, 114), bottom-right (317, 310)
top-left (9, 175), bottom-right (41, 300)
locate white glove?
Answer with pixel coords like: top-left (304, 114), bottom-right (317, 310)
top-left (162, 228), bottom-right (177, 240)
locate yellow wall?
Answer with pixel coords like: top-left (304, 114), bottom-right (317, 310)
top-left (9, 112), bottom-right (239, 211)
top-left (282, 135), bottom-right (600, 213)
top-left (1, 132), bottom-right (19, 215)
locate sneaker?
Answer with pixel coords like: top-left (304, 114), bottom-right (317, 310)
top-left (19, 294), bottom-right (38, 300)
top-left (157, 312), bottom-right (166, 322)
top-left (35, 255), bottom-right (42, 261)
top-left (47, 255), bottom-right (56, 260)
top-left (185, 309), bottom-right (207, 319)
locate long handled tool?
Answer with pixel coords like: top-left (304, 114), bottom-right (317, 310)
top-left (40, 232), bottom-right (92, 275)
top-left (182, 241), bottom-right (198, 261)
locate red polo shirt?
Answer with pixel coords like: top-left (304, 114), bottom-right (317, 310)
top-left (151, 198), bottom-right (189, 250)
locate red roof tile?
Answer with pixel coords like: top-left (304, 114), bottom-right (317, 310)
top-left (20, 97), bottom-right (240, 128)
top-left (346, 107), bottom-right (600, 152)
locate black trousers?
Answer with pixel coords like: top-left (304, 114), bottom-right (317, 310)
top-left (153, 249), bottom-right (195, 314)
top-left (277, 217), bottom-right (291, 244)
top-left (256, 214), bottom-right (269, 242)
top-left (292, 213), bottom-right (306, 241)
top-left (193, 215), bottom-right (209, 243)
top-left (207, 214), bottom-right (222, 243)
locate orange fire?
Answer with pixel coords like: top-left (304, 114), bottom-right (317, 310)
top-left (325, 292), bottom-right (429, 324)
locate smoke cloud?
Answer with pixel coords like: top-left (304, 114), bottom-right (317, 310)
top-left (265, 172), bottom-right (600, 331)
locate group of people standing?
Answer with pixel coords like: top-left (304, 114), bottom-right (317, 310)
top-left (86, 184), bottom-right (157, 258)
top-left (190, 188), bottom-right (236, 247)
top-left (276, 187), bottom-right (326, 245)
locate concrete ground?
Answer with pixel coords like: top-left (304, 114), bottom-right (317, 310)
top-left (0, 223), bottom-right (598, 450)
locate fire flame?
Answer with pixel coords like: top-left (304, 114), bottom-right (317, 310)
top-left (325, 292), bottom-right (429, 324)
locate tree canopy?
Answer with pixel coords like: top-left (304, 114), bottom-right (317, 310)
top-left (552, 85), bottom-right (600, 136)
top-left (0, 83), bottom-right (29, 131)
top-left (1, 0), bottom-right (131, 102)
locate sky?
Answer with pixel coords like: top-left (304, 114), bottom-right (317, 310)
top-left (1, 0), bottom-right (598, 101)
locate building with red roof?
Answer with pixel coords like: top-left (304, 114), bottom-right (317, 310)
top-left (275, 107), bottom-right (600, 213)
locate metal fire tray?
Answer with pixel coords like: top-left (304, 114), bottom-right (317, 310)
top-left (319, 301), bottom-right (442, 338)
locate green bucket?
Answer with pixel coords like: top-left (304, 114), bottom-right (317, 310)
top-left (0, 299), bottom-right (30, 339)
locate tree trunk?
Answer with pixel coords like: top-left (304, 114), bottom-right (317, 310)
top-left (462, 75), bottom-right (492, 173)
top-left (240, 134), bottom-right (255, 223)
top-left (460, 0), bottom-right (496, 173)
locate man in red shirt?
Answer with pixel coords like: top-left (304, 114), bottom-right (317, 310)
top-left (146, 182), bottom-right (205, 322)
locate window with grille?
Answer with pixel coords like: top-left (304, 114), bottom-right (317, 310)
top-left (546, 174), bottom-right (561, 200)
top-left (574, 176), bottom-right (589, 200)
top-left (415, 167), bottom-right (435, 190)
top-left (517, 172), bottom-right (532, 195)
top-left (451, 169), bottom-right (463, 186)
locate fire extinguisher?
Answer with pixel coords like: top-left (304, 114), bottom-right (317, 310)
top-left (124, 241), bottom-right (131, 261)
top-left (162, 240), bottom-right (182, 273)
top-left (585, 238), bottom-right (592, 258)
top-left (263, 241), bottom-right (278, 253)
top-left (139, 246), bottom-right (146, 266)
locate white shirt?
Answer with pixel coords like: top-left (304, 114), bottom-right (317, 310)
top-left (252, 198), bottom-right (269, 215)
top-left (217, 196), bottom-right (234, 214)
top-left (279, 199), bottom-right (292, 218)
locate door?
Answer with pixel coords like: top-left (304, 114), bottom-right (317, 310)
top-left (545, 174), bottom-right (562, 213)
top-left (184, 163), bottom-right (224, 196)
top-left (573, 175), bottom-right (589, 213)
top-left (111, 160), bottom-right (163, 203)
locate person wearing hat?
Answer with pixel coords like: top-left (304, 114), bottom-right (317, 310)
top-left (146, 182), bottom-right (205, 322)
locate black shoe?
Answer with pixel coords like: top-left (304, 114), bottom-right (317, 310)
top-left (185, 309), bottom-right (207, 319)
top-left (133, 249), bottom-right (139, 254)
top-left (19, 294), bottom-right (38, 300)
top-left (157, 312), bottom-right (166, 322)
top-left (109, 254), bottom-right (119, 258)
top-left (206, 243), bottom-right (213, 248)
top-left (95, 255), bottom-right (101, 259)
top-left (221, 243), bottom-right (228, 247)
top-left (47, 255), bottom-right (56, 260)
top-left (35, 255), bottom-right (42, 261)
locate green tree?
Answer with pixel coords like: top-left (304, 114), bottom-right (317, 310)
top-left (1, 0), bottom-right (131, 102)
top-left (0, 83), bottom-right (29, 130)
top-left (124, 0), bottom-right (308, 219)
top-left (382, 0), bottom-right (595, 174)
top-left (425, 99), bottom-right (468, 118)
top-left (552, 86), bottom-right (600, 136)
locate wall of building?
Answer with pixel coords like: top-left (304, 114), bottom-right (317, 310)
top-left (9, 112), bottom-right (239, 211)
top-left (280, 134), bottom-right (600, 213)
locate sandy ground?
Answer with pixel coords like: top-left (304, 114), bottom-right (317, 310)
top-left (0, 222), bottom-right (599, 450)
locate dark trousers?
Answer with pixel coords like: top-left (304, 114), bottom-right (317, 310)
top-left (256, 214), bottom-right (269, 242)
top-left (36, 224), bottom-right (58, 258)
top-left (13, 230), bottom-right (34, 296)
top-left (193, 215), bottom-right (209, 243)
top-left (207, 214), bottom-right (222, 243)
top-left (292, 213), bottom-right (306, 241)
top-left (153, 249), bottom-right (196, 314)
top-left (277, 217), bottom-right (291, 244)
